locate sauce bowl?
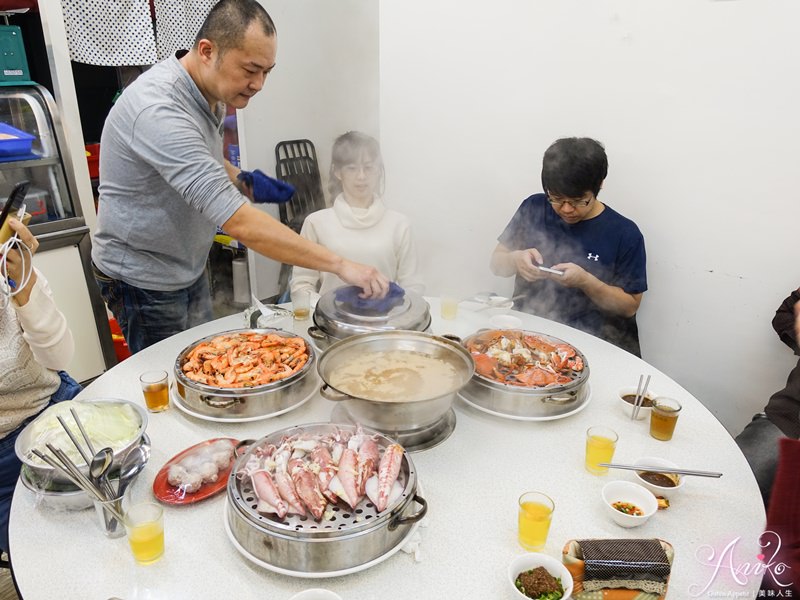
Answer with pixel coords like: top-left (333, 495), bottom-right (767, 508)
top-left (601, 480), bottom-right (658, 528)
top-left (633, 456), bottom-right (685, 499)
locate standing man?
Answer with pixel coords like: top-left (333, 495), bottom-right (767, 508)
top-left (490, 137), bottom-right (647, 355)
top-left (92, 0), bottom-right (389, 353)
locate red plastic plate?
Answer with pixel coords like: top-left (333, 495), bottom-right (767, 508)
top-left (153, 438), bottom-right (239, 505)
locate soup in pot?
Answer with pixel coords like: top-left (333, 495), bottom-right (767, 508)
top-left (329, 349), bottom-right (461, 402)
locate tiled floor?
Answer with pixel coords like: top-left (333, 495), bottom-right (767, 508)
top-left (0, 569), bottom-right (19, 600)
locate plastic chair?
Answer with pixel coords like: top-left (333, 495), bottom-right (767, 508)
top-left (274, 139), bottom-right (326, 298)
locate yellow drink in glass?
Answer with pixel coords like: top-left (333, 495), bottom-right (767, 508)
top-left (440, 297), bottom-right (459, 320)
top-left (124, 503), bottom-right (164, 565)
top-left (517, 492), bottom-right (554, 551)
top-left (585, 426), bottom-right (618, 475)
top-left (128, 521), bottom-right (164, 564)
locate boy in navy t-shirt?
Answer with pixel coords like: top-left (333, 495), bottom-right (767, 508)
top-left (491, 137), bottom-right (647, 356)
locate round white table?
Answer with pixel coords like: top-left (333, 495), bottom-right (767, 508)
top-left (10, 300), bottom-right (766, 599)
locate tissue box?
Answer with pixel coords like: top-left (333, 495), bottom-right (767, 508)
top-left (0, 123), bottom-right (36, 157)
top-left (562, 538), bottom-right (675, 599)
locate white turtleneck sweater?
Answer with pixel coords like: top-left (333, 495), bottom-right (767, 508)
top-left (0, 269), bottom-right (75, 438)
top-left (290, 195), bottom-right (424, 298)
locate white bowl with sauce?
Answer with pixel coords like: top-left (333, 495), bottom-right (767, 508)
top-left (618, 386), bottom-right (659, 420)
top-left (633, 456), bottom-right (684, 499)
top-left (601, 480), bottom-right (658, 528)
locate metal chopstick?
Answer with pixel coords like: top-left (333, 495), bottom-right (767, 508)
top-left (31, 448), bottom-right (124, 520)
top-left (598, 463), bottom-right (723, 478)
top-left (633, 374), bottom-right (651, 421)
top-left (56, 416), bottom-right (92, 467)
top-left (631, 375), bottom-right (644, 421)
top-left (70, 407), bottom-right (97, 457)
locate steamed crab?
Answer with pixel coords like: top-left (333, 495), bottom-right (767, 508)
top-left (465, 329), bottom-right (584, 387)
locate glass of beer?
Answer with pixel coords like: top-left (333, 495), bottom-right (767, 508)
top-left (585, 426), bottom-right (618, 475)
top-left (139, 370), bottom-right (169, 412)
top-left (518, 491), bottom-right (554, 551)
top-left (292, 289), bottom-right (311, 321)
top-left (650, 397), bottom-right (682, 441)
top-left (124, 502), bottom-right (165, 564)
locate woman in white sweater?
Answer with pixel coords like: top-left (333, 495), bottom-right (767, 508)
top-left (0, 218), bottom-right (80, 555)
top-left (290, 131), bottom-right (424, 300)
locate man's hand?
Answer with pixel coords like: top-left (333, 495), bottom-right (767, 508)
top-left (512, 248), bottom-right (550, 282)
top-left (338, 260), bottom-right (390, 298)
top-left (550, 262), bottom-right (589, 288)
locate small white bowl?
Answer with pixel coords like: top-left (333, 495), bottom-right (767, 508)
top-left (508, 552), bottom-right (574, 600)
top-left (487, 298), bottom-right (515, 317)
top-left (288, 590), bottom-right (343, 600)
top-left (601, 481), bottom-right (658, 528)
top-left (618, 386), bottom-right (658, 420)
top-left (633, 457), bottom-right (684, 500)
top-left (489, 314), bottom-right (523, 329)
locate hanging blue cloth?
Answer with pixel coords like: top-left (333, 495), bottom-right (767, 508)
top-left (237, 169), bottom-right (295, 204)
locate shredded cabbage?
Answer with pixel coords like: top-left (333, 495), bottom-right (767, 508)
top-left (25, 401), bottom-right (142, 466)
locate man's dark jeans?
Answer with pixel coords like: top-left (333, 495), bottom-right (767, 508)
top-left (92, 264), bottom-right (213, 354)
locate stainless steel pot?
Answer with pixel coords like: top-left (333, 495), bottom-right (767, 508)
top-left (458, 329), bottom-right (591, 419)
top-left (226, 423), bottom-right (427, 574)
top-left (317, 331), bottom-right (475, 432)
top-left (173, 328), bottom-right (317, 420)
top-left (15, 398), bottom-right (148, 487)
top-left (308, 287), bottom-right (431, 350)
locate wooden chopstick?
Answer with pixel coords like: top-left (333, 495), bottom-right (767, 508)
top-left (598, 463), bottom-right (723, 478)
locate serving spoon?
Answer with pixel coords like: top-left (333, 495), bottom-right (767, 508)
top-left (116, 443), bottom-right (150, 498)
top-left (89, 447), bottom-right (115, 499)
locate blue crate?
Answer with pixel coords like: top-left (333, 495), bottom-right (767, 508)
top-left (0, 122), bottom-right (35, 157)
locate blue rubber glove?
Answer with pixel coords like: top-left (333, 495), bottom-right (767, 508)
top-left (237, 169), bottom-right (295, 204)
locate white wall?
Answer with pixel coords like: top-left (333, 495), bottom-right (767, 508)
top-left (379, 0), bottom-right (800, 434)
top-left (242, 0), bottom-right (380, 299)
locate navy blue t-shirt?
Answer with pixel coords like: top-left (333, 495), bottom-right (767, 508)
top-left (498, 193), bottom-right (647, 355)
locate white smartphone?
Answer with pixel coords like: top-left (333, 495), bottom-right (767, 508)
top-left (538, 266), bottom-right (564, 276)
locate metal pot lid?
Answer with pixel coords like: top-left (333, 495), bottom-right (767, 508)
top-left (313, 286), bottom-right (431, 339)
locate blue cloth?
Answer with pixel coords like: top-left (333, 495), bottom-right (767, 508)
top-left (498, 193), bottom-right (647, 356)
top-left (334, 282), bottom-right (405, 314)
top-left (237, 169), bottom-right (295, 204)
top-left (0, 371), bottom-right (82, 554)
top-left (93, 262), bottom-right (212, 354)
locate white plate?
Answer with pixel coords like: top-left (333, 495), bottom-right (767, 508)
top-left (170, 381), bottom-right (315, 424)
top-left (458, 383), bottom-right (592, 422)
top-left (223, 502), bottom-right (421, 578)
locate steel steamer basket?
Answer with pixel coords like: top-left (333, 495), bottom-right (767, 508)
top-left (458, 329), bottom-right (591, 419)
top-left (226, 423), bottom-right (427, 574)
top-left (173, 328), bottom-right (318, 420)
top-left (308, 287), bottom-right (431, 350)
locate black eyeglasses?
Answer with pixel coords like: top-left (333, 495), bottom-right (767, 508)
top-left (546, 193), bottom-right (593, 208)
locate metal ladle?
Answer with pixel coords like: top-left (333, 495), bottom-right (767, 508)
top-left (89, 447), bottom-right (115, 500)
top-left (115, 444), bottom-right (149, 498)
